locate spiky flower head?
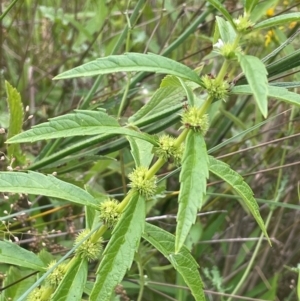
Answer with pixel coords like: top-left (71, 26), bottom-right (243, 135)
top-left (153, 135), bottom-right (184, 165)
top-left (99, 198), bottom-right (120, 228)
top-left (213, 39), bottom-right (241, 60)
top-left (27, 286), bottom-right (53, 301)
top-left (181, 106), bottom-right (209, 134)
top-left (128, 166), bottom-right (157, 199)
top-left (75, 229), bottom-right (103, 261)
top-left (233, 13), bottom-right (254, 32)
top-left (46, 260), bottom-right (68, 288)
top-left (202, 75), bottom-right (229, 101)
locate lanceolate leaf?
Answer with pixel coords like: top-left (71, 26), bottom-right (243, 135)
top-left (1, 267), bottom-right (36, 301)
top-left (176, 132), bottom-right (209, 253)
top-left (250, 0), bottom-right (278, 23)
top-left (0, 171), bottom-right (98, 207)
top-left (254, 12), bottom-right (300, 30)
top-left (206, 0), bottom-right (236, 30)
top-left (0, 240), bottom-right (46, 271)
top-left (270, 82), bottom-right (300, 89)
top-left (143, 223), bottom-right (206, 301)
top-left (237, 53), bottom-right (268, 118)
top-left (216, 16), bottom-right (236, 44)
top-left (90, 193), bottom-right (145, 301)
top-left (230, 85), bottom-right (300, 107)
top-left (50, 257), bottom-right (88, 301)
top-left (53, 53), bottom-right (203, 86)
top-left (5, 81), bottom-right (25, 163)
top-left (245, 0), bottom-right (259, 13)
top-left (127, 136), bottom-right (154, 168)
top-left (128, 86), bottom-right (184, 125)
top-left (177, 77), bottom-right (195, 106)
top-left (208, 156), bottom-right (271, 245)
top-left (265, 49), bottom-right (300, 78)
top-left (7, 110), bottom-right (157, 145)
top-left (160, 74), bottom-right (182, 87)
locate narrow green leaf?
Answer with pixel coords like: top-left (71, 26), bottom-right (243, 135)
top-left (128, 136), bottom-right (154, 168)
top-left (208, 113), bottom-right (281, 154)
top-left (215, 16), bottom-right (236, 43)
top-left (1, 266), bottom-right (36, 301)
top-left (208, 156), bottom-right (271, 245)
top-left (238, 47), bottom-right (300, 85)
top-left (53, 53), bottom-right (203, 86)
top-left (51, 257), bottom-right (88, 301)
top-left (0, 171), bottom-right (97, 207)
top-left (250, 0), bottom-right (278, 22)
top-left (90, 193), bottom-right (145, 301)
top-left (237, 53), bottom-right (268, 118)
top-left (230, 85), bottom-right (300, 107)
top-left (128, 86), bottom-right (184, 125)
top-left (143, 223), bottom-right (206, 301)
top-left (245, 0), bottom-right (259, 13)
top-left (177, 77), bottom-right (195, 106)
top-left (85, 205), bottom-right (96, 230)
top-left (160, 75), bottom-right (182, 87)
top-left (270, 82), bottom-right (300, 89)
top-left (265, 49), bottom-right (300, 78)
top-left (176, 132), bottom-right (209, 253)
top-left (254, 12), bottom-right (300, 30)
top-left (7, 110), bottom-right (157, 145)
top-left (206, 0), bottom-right (236, 30)
top-left (38, 249), bottom-right (54, 266)
top-left (5, 81), bottom-right (25, 163)
top-left (0, 240), bottom-right (46, 271)
top-left (261, 29), bottom-right (300, 64)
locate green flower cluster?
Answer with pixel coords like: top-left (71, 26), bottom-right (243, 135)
top-left (46, 261), bottom-right (68, 287)
top-left (213, 39), bottom-right (241, 60)
top-left (99, 198), bottom-right (120, 228)
top-left (234, 13), bottom-right (254, 32)
top-left (27, 286), bottom-right (53, 301)
top-left (75, 229), bottom-right (103, 261)
top-left (128, 166), bottom-right (157, 198)
top-left (202, 75), bottom-right (229, 101)
top-left (154, 134), bottom-right (184, 165)
top-left (181, 106), bottom-right (210, 134)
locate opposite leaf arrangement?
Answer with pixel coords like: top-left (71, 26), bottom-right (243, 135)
top-left (1, 1), bottom-right (300, 301)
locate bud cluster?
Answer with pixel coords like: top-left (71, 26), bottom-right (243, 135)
top-left (75, 229), bottom-right (103, 261)
top-left (233, 13), bottom-right (254, 32)
top-left (154, 135), bottom-right (184, 165)
top-left (202, 75), bottom-right (229, 102)
top-left (99, 198), bottom-right (120, 228)
top-left (27, 286), bottom-right (53, 301)
top-left (128, 166), bottom-right (157, 199)
top-left (213, 39), bottom-right (241, 60)
top-left (46, 261), bottom-right (68, 287)
top-left (181, 106), bottom-right (210, 134)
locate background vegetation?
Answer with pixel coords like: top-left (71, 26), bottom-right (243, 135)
top-left (0, 0), bottom-right (300, 300)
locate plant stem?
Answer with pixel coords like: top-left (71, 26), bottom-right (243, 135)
top-left (117, 189), bottom-right (135, 212)
top-left (216, 59), bottom-right (230, 83)
top-left (0, 0), bottom-right (20, 21)
top-left (199, 96), bottom-right (213, 116)
top-left (227, 212), bottom-right (272, 301)
top-left (91, 225), bottom-right (108, 243)
top-left (146, 127), bottom-right (190, 180)
top-left (136, 253), bottom-right (145, 301)
top-left (146, 157), bottom-right (166, 179)
top-left (175, 128), bottom-right (189, 147)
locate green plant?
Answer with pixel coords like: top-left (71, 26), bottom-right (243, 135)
top-left (1, 1), bottom-right (300, 300)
